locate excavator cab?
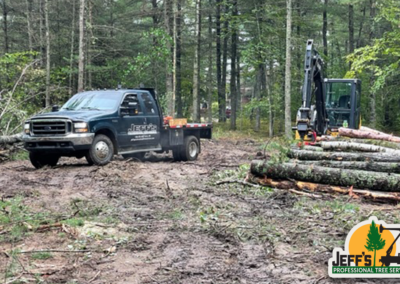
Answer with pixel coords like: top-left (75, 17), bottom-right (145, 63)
top-left (325, 79), bottom-right (361, 133)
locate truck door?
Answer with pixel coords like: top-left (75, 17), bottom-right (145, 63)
top-left (118, 93), bottom-right (148, 149)
top-left (139, 92), bottom-right (161, 146)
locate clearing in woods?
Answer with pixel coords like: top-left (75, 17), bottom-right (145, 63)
top-left (0, 137), bottom-right (399, 283)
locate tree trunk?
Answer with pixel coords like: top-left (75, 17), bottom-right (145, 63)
top-left (69, 0), bottom-right (76, 95)
top-left (293, 160), bottom-right (400, 174)
top-left (2, 0), bottom-right (9, 54)
top-left (221, 2), bottom-right (229, 122)
top-left (45, 0), bottom-right (51, 107)
top-left (319, 141), bottom-right (400, 153)
top-left (230, 0), bottom-right (237, 130)
top-left (284, 0), bottom-right (292, 139)
top-left (0, 134), bottom-right (22, 144)
top-left (216, 0), bottom-right (225, 122)
top-left (175, 0), bottom-right (182, 117)
top-left (254, 64), bottom-right (262, 132)
top-left (339, 127), bottom-right (400, 143)
top-left (207, 0), bottom-right (213, 123)
top-left (86, 0), bottom-right (93, 89)
top-left (26, 0), bottom-right (34, 53)
top-left (348, 4), bottom-right (354, 69)
top-left (250, 160), bottom-right (400, 191)
top-left (267, 60), bottom-right (274, 137)
top-left (289, 149), bottom-right (400, 162)
top-left (236, 51), bottom-right (241, 117)
top-left (192, 0), bottom-right (201, 122)
top-left (322, 0), bottom-right (328, 71)
top-left (78, 0), bottom-right (85, 92)
top-left (164, 0), bottom-right (174, 115)
top-left (369, 0), bottom-right (376, 127)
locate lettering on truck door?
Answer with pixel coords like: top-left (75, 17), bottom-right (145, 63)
top-left (139, 92), bottom-right (161, 146)
top-left (118, 93), bottom-right (148, 148)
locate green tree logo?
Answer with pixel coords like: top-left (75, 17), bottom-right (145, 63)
top-left (365, 220), bottom-right (386, 267)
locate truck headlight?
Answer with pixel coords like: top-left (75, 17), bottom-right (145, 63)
top-left (74, 122), bottom-right (88, 133)
top-left (24, 122), bottom-right (30, 134)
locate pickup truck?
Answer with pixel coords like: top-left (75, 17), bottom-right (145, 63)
top-left (22, 88), bottom-right (212, 168)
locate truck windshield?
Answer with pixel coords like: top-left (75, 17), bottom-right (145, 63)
top-left (61, 92), bottom-right (120, 111)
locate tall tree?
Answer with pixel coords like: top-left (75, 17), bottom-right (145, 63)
top-left (230, 0), bottom-right (238, 130)
top-left (175, 0), bottom-right (182, 117)
top-left (78, 0), bottom-right (85, 92)
top-left (164, 0), bottom-right (174, 115)
top-left (284, 0), bottom-right (292, 138)
top-left (69, 0), bottom-right (76, 95)
top-left (348, 4), bottom-right (354, 69)
top-left (221, 2), bottom-right (229, 122)
top-left (2, 0), bottom-right (9, 54)
top-left (216, 0), bottom-right (225, 122)
top-left (45, 0), bottom-right (50, 107)
top-left (207, 0), bottom-right (213, 122)
top-left (322, 0), bottom-right (328, 71)
top-left (192, 0), bottom-right (201, 121)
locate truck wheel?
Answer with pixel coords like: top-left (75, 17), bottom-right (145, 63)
top-left (122, 152), bottom-right (146, 161)
top-left (180, 136), bottom-right (199, 161)
top-left (29, 152), bottom-right (60, 169)
top-left (173, 148), bottom-right (182, 161)
top-left (86, 134), bottom-right (114, 166)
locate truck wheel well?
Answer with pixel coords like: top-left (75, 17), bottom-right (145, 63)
top-left (95, 129), bottom-right (118, 154)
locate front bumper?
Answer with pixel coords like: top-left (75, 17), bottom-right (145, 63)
top-left (23, 133), bottom-right (94, 153)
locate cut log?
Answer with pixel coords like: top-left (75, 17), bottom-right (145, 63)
top-left (0, 134), bottom-right (22, 144)
top-left (302, 145), bottom-right (323, 152)
top-left (292, 160), bottom-right (400, 174)
top-left (289, 149), bottom-right (400, 162)
top-left (335, 138), bottom-right (400, 149)
top-left (339, 127), bottom-right (400, 143)
top-left (246, 173), bottom-right (400, 203)
top-left (319, 141), bottom-right (400, 153)
top-left (250, 160), bottom-right (400, 191)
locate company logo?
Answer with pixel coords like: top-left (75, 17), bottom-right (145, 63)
top-left (329, 216), bottom-right (400, 278)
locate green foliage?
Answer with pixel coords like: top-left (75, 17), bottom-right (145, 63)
top-left (364, 220), bottom-right (386, 267)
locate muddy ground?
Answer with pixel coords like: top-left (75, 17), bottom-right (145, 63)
top-left (0, 138), bottom-right (399, 284)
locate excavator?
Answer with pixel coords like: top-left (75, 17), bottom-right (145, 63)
top-left (294, 39), bottom-right (361, 141)
top-left (379, 224), bottom-right (400, 267)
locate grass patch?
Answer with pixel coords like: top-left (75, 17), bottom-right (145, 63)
top-left (31, 251), bottom-right (53, 260)
top-left (63, 217), bottom-right (85, 227)
top-left (10, 149), bottom-right (29, 161)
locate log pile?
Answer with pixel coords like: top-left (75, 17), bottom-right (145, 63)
top-left (248, 127), bottom-right (400, 202)
top-left (0, 133), bottom-right (23, 162)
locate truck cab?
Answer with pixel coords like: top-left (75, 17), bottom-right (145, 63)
top-left (23, 88), bottom-right (212, 168)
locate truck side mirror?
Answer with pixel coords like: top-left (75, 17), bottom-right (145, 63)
top-left (52, 105), bottom-right (59, 112)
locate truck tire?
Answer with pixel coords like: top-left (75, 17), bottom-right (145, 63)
top-left (122, 152), bottom-right (146, 161)
top-left (180, 135), bottom-right (200, 161)
top-left (86, 134), bottom-right (114, 166)
top-left (29, 152), bottom-right (60, 169)
top-left (172, 148), bottom-right (182, 162)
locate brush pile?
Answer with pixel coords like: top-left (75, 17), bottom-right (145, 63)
top-left (248, 127), bottom-right (400, 202)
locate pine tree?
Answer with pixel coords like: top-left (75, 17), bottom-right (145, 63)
top-left (364, 220), bottom-right (386, 267)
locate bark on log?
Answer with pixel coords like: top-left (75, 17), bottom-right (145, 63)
top-left (250, 160), bottom-right (400, 191)
top-left (0, 134), bottom-right (22, 144)
top-left (292, 160), bottom-right (400, 174)
top-left (319, 141), bottom-right (400, 153)
top-left (302, 145), bottom-right (323, 152)
top-left (289, 149), bottom-right (400, 162)
top-left (339, 127), bottom-right (400, 142)
top-left (334, 138), bottom-right (400, 149)
top-left (246, 173), bottom-right (400, 202)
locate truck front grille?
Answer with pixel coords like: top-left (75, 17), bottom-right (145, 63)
top-left (32, 120), bottom-right (68, 135)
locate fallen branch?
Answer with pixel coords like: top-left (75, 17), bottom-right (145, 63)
top-left (215, 179), bottom-right (261, 188)
top-left (246, 173), bottom-right (400, 203)
top-left (250, 160), bottom-right (400, 191)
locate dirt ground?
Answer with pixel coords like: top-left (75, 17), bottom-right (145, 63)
top-left (1, 138), bottom-right (400, 284)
